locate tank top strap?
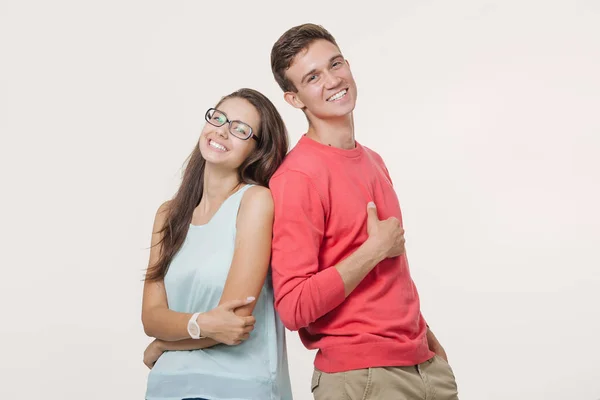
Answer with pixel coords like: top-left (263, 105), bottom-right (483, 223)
top-left (218, 184), bottom-right (254, 222)
top-left (231, 183), bottom-right (254, 206)
top-left (236, 183), bottom-right (254, 197)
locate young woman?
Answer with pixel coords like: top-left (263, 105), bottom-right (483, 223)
top-left (142, 88), bottom-right (292, 400)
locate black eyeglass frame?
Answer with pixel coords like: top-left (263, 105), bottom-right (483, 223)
top-left (205, 108), bottom-right (259, 142)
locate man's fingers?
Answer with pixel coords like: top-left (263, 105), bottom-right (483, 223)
top-left (366, 202), bottom-right (379, 230)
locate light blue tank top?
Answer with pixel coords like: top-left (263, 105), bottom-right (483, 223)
top-left (146, 185), bottom-right (293, 400)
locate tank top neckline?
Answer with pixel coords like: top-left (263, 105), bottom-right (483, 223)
top-left (189, 184), bottom-right (252, 229)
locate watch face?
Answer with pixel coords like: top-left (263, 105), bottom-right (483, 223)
top-left (188, 322), bottom-right (199, 336)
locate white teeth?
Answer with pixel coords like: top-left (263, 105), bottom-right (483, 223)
top-left (327, 89), bottom-right (347, 102)
top-left (209, 140), bottom-right (227, 151)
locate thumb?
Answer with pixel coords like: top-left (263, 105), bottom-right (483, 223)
top-left (366, 202), bottom-right (379, 229)
top-left (222, 297), bottom-right (255, 311)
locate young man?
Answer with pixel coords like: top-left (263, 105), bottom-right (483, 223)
top-left (268, 24), bottom-right (459, 399)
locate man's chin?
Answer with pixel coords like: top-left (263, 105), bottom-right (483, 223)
top-left (321, 103), bottom-right (356, 119)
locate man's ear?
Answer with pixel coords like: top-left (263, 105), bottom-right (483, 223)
top-left (346, 59), bottom-right (351, 68)
top-left (284, 91), bottom-right (305, 109)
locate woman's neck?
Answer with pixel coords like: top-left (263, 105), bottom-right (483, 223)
top-left (199, 164), bottom-right (242, 212)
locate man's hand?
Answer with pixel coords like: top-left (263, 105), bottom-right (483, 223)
top-left (197, 298), bottom-right (256, 345)
top-left (143, 339), bottom-right (165, 369)
top-left (366, 202), bottom-right (406, 259)
top-left (431, 342), bottom-right (448, 362)
top-left (426, 327), bottom-right (449, 362)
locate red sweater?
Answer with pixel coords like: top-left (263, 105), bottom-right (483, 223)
top-left (269, 135), bottom-right (434, 373)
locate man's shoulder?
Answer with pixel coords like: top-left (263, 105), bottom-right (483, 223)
top-left (361, 144), bottom-right (385, 165)
top-left (272, 141), bottom-right (328, 181)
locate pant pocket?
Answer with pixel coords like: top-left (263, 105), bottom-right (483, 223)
top-left (343, 368), bottom-right (372, 400)
top-left (434, 355), bottom-right (457, 379)
top-left (311, 368), bottom-right (346, 400)
top-left (311, 369), bottom-right (322, 393)
top-left (432, 356), bottom-right (459, 399)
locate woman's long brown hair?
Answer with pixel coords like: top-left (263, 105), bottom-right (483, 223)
top-left (144, 88), bottom-right (288, 282)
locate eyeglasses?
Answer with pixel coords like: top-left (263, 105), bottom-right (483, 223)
top-left (205, 108), bottom-right (258, 142)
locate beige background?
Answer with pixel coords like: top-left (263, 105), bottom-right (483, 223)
top-left (1, 0), bottom-right (599, 399)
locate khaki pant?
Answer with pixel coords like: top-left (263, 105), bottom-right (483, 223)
top-left (311, 355), bottom-right (459, 400)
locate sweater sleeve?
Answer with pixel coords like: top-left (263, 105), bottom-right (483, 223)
top-left (269, 170), bottom-right (346, 331)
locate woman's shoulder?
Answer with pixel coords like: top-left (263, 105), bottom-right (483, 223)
top-left (238, 185), bottom-right (274, 219)
top-left (152, 200), bottom-right (172, 229)
top-left (156, 200), bottom-right (172, 214)
top-left (243, 184), bottom-right (271, 197)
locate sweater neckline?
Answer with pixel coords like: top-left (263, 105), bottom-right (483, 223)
top-left (299, 134), bottom-right (363, 159)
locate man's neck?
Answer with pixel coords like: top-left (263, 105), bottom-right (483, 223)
top-left (306, 113), bottom-right (355, 149)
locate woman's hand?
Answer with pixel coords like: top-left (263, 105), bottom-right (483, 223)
top-left (198, 297), bottom-right (256, 345)
top-left (143, 339), bottom-right (165, 369)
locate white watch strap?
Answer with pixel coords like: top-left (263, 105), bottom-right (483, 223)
top-left (197, 313), bottom-right (205, 339)
top-left (188, 312), bottom-right (201, 339)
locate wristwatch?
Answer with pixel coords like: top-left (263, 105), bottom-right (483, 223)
top-left (187, 312), bottom-right (203, 339)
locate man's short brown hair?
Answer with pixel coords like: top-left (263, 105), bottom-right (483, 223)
top-left (271, 23), bottom-right (339, 93)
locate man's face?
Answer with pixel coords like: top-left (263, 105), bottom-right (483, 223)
top-left (284, 39), bottom-right (358, 121)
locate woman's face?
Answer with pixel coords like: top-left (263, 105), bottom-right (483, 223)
top-left (198, 97), bottom-right (261, 170)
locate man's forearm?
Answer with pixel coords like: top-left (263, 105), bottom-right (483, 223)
top-left (335, 239), bottom-right (385, 297)
top-left (158, 337), bottom-right (220, 352)
top-left (274, 239), bottom-right (383, 331)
